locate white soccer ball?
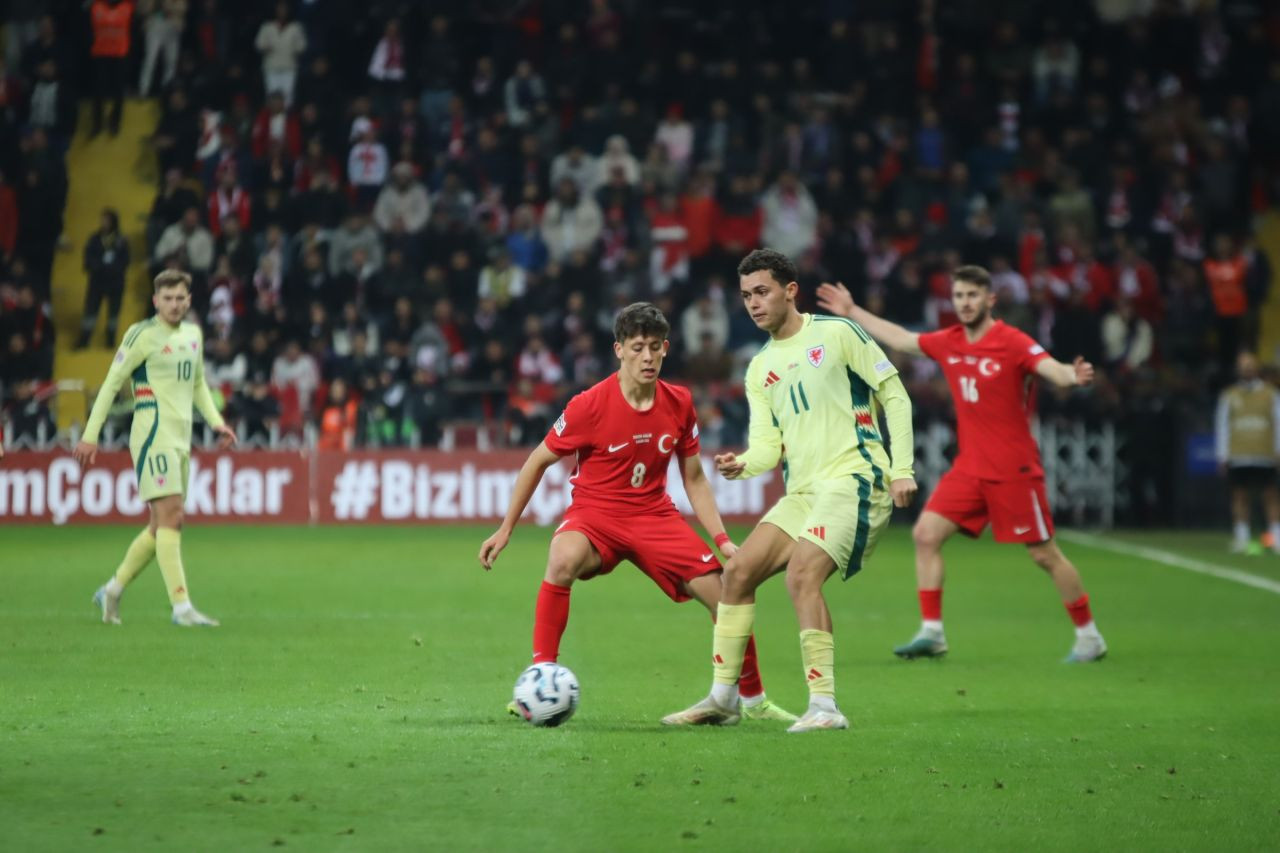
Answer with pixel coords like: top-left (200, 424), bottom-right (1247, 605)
top-left (512, 662), bottom-right (580, 727)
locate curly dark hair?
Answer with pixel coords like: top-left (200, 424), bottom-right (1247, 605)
top-left (613, 302), bottom-right (671, 343)
top-left (736, 248), bottom-right (798, 287)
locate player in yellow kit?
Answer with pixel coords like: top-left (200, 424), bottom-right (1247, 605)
top-left (663, 248), bottom-right (918, 732)
top-left (74, 270), bottom-right (236, 626)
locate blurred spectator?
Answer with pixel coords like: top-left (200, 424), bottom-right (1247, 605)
top-left (271, 338), bottom-right (319, 414)
top-left (317, 378), bottom-right (358, 450)
top-left (76, 208), bottom-right (129, 348)
top-left (477, 247), bottom-right (526, 310)
top-left (761, 171), bottom-right (817, 262)
top-left (373, 162), bottom-right (430, 237)
top-left (154, 206), bottom-right (213, 276)
top-left (205, 336), bottom-right (247, 388)
top-left (403, 367), bottom-right (451, 447)
top-left (3, 379), bottom-right (55, 445)
top-left (255, 2), bottom-right (306, 105)
top-left (137, 0), bottom-right (184, 97)
top-left (541, 179), bottom-right (602, 264)
top-left (1204, 234), bottom-right (1248, 375)
top-left (88, 0), bottom-right (134, 137)
top-left (231, 371), bottom-right (280, 444)
top-left (1101, 297), bottom-right (1155, 376)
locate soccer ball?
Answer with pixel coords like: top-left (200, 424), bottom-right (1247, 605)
top-left (512, 662), bottom-right (580, 727)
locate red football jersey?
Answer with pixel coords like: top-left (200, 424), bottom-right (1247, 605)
top-left (544, 374), bottom-right (701, 513)
top-left (918, 320), bottom-right (1051, 480)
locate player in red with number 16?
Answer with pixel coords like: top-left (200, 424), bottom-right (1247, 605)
top-left (479, 302), bottom-right (796, 722)
top-left (817, 265), bottom-right (1107, 663)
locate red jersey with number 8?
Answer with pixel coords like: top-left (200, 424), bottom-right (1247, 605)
top-left (544, 374), bottom-right (701, 514)
top-left (918, 321), bottom-right (1052, 481)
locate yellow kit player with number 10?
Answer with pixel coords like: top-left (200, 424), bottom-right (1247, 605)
top-left (74, 270), bottom-right (236, 626)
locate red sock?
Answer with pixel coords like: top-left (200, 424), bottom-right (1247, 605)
top-left (738, 634), bottom-right (764, 699)
top-left (919, 588), bottom-right (942, 621)
top-left (1065, 594), bottom-right (1093, 627)
top-left (532, 581), bottom-right (572, 663)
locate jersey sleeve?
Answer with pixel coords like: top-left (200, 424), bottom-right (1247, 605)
top-left (842, 322), bottom-right (898, 390)
top-left (82, 323), bottom-right (152, 443)
top-left (192, 330), bottom-right (226, 430)
top-left (1008, 327), bottom-right (1052, 375)
top-left (544, 390), bottom-right (596, 456)
top-left (677, 387), bottom-right (702, 458)
top-left (736, 359), bottom-right (783, 478)
top-left (917, 329), bottom-right (948, 362)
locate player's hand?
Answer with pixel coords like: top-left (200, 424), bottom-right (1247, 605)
top-left (717, 539), bottom-right (738, 559)
top-left (889, 477), bottom-right (918, 509)
top-left (479, 528), bottom-right (510, 570)
top-left (714, 452), bottom-right (746, 479)
top-left (72, 441), bottom-right (98, 467)
top-left (213, 423), bottom-right (237, 450)
top-left (1072, 356), bottom-right (1095, 386)
top-left (816, 281), bottom-right (855, 317)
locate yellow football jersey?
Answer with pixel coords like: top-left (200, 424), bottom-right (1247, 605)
top-left (737, 313), bottom-right (912, 492)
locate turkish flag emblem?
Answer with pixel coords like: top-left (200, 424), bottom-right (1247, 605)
top-left (807, 345), bottom-right (825, 367)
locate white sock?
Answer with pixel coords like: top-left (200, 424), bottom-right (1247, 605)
top-left (710, 682), bottom-right (739, 706)
top-left (922, 619), bottom-right (944, 634)
top-left (1074, 621), bottom-right (1100, 639)
top-left (741, 693), bottom-right (764, 708)
top-left (809, 694), bottom-right (837, 713)
top-left (1234, 521), bottom-right (1250, 545)
top-left (172, 600), bottom-right (194, 616)
top-left (105, 577), bottom-right (124, 597)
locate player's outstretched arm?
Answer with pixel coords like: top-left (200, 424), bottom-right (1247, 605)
top-left (479, 440), bottom-right (563, 570)
top-left (875, 374), bottom-right (919, 508)
top-left (1035, 355), bottom-right (1095, 388)
top-left (680, 454), bottom-right (736, 558)
top-left (816, 281), bottom-right (923, 356)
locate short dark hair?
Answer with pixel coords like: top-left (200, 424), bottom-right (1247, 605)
top-left (737, 248), bottom-right (797, 287)
top-left (953, 264), bottom-right (992, 289)
top-left (614, 302), bottom-right (670, 343)
top-left (153, 270), bottom-right (192, 293)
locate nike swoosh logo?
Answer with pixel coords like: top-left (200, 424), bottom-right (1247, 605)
top-left (608, 443), bottom-right (629, 452)
top-left (700, 553), bottom-right (714, 562)
top-left (1013, 526), bottom-right (1032, 535)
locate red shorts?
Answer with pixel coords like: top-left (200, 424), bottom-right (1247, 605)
top-left (554, 509), bottom-right (721, 602)
top-left (925, 470), bottom-right (1055, 544)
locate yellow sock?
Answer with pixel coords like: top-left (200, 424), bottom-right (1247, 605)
top-left (112, 528), bottom-right (156, 588)
top-left (800, 629), bottom-right (836, 701)
top-left (155, 528), bottom-right (190, 606)
top-left (712, 602), bottom-right (755, 685)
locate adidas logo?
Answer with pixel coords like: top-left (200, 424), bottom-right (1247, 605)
top-left (807, 668), bottom-right (823, 681)
top-left (161, 345), bottom-right (173, 354)
top-left (806, 526), bottom-right (827, 541)
top-left (713, 654), bottom-right (724, 664)
top-left (763, 370), bottom-right (781, 388)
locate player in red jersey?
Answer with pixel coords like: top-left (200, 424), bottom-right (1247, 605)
top-left (817, 265), bottom-right (1107, 662)
top-left (479, 302), bottom-right (796, 721)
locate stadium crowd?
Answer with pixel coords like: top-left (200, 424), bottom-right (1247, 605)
top-left (1, 0), bottom-right (1279, 476)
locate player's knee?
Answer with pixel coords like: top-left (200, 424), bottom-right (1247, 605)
top-left (720, 559), bottom-right (753, 600)
top-left (1027, 543), bottom-right (1057, 572)
top-left (543, 556), bottom-right (578, 586)
top-left (784, 562), bottom-right (823, 600)
top-left (912, 520), bottom-right (944, 551)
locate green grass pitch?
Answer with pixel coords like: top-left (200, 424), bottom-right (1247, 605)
top-left (2, 523), bottom-right (1278, 851)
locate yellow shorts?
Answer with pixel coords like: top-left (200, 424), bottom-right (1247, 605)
top-left (760, 474), bottom-right (893, 579)
top-left (131, 444), bottom-right (191, 502)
